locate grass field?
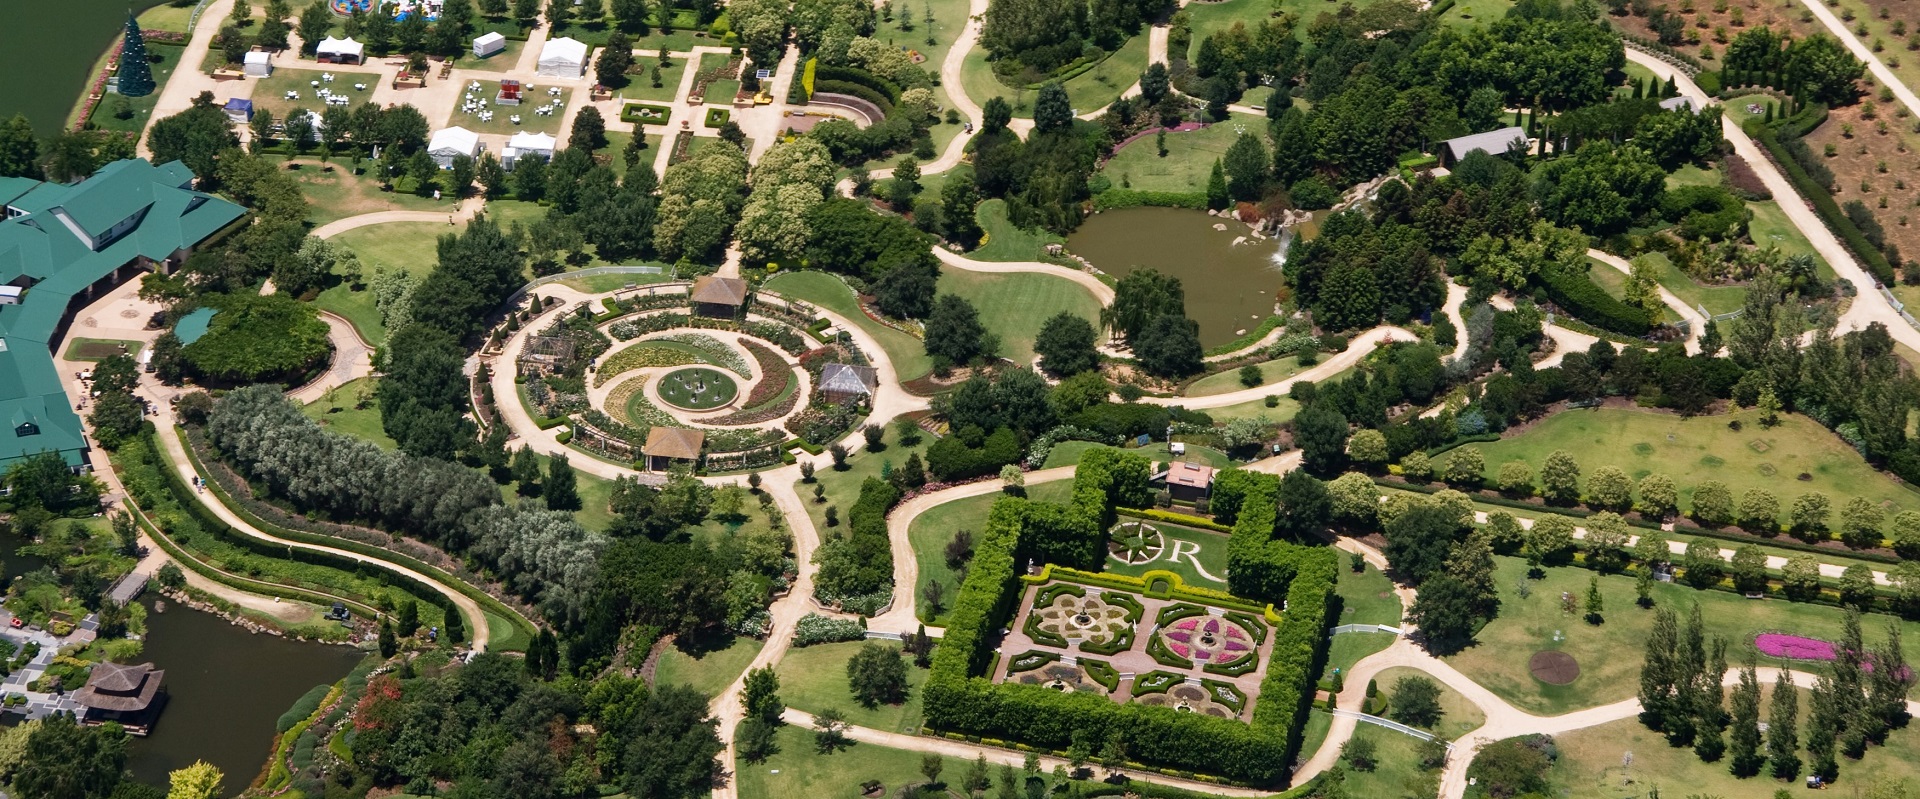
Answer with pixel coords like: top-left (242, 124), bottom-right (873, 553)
top-left (280, 159), bottom-right (455, 227)
top-left (557, 269), bottom-right (676, 293)
top-left (1585, 258), bottom-right (1631, 302)
top-left (762, 271), bottom-right (933, 381)
top-left (907, 481), bottom-right (1077, 626)
top-left (315, 222), bottom-right (446, 346)
top-left (736, 725), bottom-right (980, 799)
top-left (1374, 666), bottom-right (1486, 740)
top-left (1098, 113), bottom-right (1267, 194)
top-left (1339, 725), bottom-right (1441, 798)
top-left (1041, 441), bottom-right (1233, 470)
top-left (1337, 562), bottom-right (1403, 628)
top-left (485, 609), bottom-right (531, 652)
top-left (85, 43), bottom-right (184, 135)
top-left (248, 67), bottom-right (377, 122)
top-left (1444, 555), bottom-right (1920, 716)
top-left (1633, 251), bottom-right (1747, 317)
top-left (1439, 0), bottom-right (1514, 26)
top-left (937, 269), bottom-right (1103, 367)
top-left (1103, 519), bottom-right (1231, 587)
top-left (1184, 355), bottom-right (1311, 397)
top-left (774, 641), bottom-right (929, 733)
top-left (1748, 198), bottom-right (1835, 280)
top-left (1543, 704), bottom-right (1920, 798)
top-left (959, 32), bottom-right (1149, 120)
top-left (788, 415), bottom-right (930, 554)
top-left (1474, 406), bottom-right (1920, 521)
top-left (63, 338), bottom-right (141, 362)
top-left (300, 377), bottom-right (395, 450)
top-left (968, 199), bottom-right (1066, 263)
top-left (448, 82), bottom-right (573, 136)
top-left (613, 55), bottom-right (690, 104)
top-left (651, 635), bottom-right (763, 698)
top-left (136, 4), bottom-right (197, 32)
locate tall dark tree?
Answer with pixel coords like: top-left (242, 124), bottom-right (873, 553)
top-left (1407, 574), bottom-right (1479, 654)
top-left (1034, 311), bottom-right (1099, 376)
top-left (1767, 670), bottom-right (1801, 779)
top-left (378, 323), bottom-right (471, 459)
top-left (923, 294), bottom-right (998, 366)
top-left (1132, 313), bottom-right (1202, 377)
top-left (1032, 81), bottom-right (1073, 133)
top-left (0, 115), bottom-right (40, 179)
top-left (570, 105), bottom-right (609, 151)
top-left (118, 13), bottom-right (156, 97)
top-left (1293, 403), bottom-right (1349, 475)
top-left (1222, 131), bottom-right (1269, 202)
top-left (544, 454), bottom-right (582, 511)
top-left (1727, 658), bottom-right (1765, 776)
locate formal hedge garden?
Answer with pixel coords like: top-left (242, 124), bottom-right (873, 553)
top-left (921, 449), bottom-right (1336, 786)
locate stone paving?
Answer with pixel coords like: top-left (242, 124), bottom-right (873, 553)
top-left (0, 610), bottom-right (86, 720)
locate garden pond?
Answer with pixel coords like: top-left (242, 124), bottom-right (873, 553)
top-left (6, 0), bottom-right (169, 135)
top-left (1066, 207), bottom-right (1316, 347)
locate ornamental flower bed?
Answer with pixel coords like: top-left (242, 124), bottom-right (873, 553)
top-left (1754, 633), bottom-right (1837, 661)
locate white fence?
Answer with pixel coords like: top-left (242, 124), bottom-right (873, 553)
top-left (1330, 709), bottom-right (1455, 748)
top-left (1332, 623), bottom-right (1403, 635)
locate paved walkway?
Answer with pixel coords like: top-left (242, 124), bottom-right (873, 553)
top-left (309, 199), bottom-right (484, 239)
top-left (1588, 248), bottom-right (1703, 353)
top-left (286, 310), bottom-right (375, 404)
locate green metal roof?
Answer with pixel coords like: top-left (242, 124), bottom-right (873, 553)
top-left (173, 307), bottom-right (217, 345)
top-left (0, 159), bottom-right (245, 471)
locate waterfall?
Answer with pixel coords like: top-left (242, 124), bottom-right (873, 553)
top-left (1268, 225), bottom-right (1297, 271)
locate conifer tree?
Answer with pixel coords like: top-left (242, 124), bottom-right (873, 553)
top-left (1639, 607), bottom-right (1680, 730)
top-left (1727, 659), bottom-right (1764, 777)
top-left (1806, 673), bottom-right (1841, 782)
top-left (1767, 671), bottom-right (1801, 779)
top-left (119, 12), bottom-right (156, 97)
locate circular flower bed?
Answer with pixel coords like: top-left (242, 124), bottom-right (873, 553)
top-left (1109, 520), bottom-right (1165, 565)
top-left (1755, 633), bottom-right (1837, 661)
top-left (1158, 615), bottom-right (1255, 663)
top-left (1034, 594), bottom-right (1130, 645)
top-left (656, 367), bottom-right (738, 410)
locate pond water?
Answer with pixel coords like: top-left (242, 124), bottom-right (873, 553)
top-left (127, 598), bottom-right (365, 791)
top-left (4, 0), bottom-right (169, 136)
top-left (3, 531), bottom-right (362, 793)
top-left (1065, 207), bottom-right (1290, 347)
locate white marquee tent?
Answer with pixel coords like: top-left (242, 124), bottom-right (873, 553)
top-left (503, 131), bottom-right (557, 169)
top-left (536, 37), bottom-right (588, 78)
top-left (428, 126), bottom-right (481, 167)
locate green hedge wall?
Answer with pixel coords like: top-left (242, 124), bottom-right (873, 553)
top-left (1537, 262), bottom-right (1652, 336)
top-left (924, 460), bottom-right (1332, 786)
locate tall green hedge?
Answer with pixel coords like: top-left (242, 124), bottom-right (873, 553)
top-left (924, 458), bottom-right (1333, 786)
top-left (1536, 262), bottom-right (1652, 336)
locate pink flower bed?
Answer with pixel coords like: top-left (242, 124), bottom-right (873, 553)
top-left (1173, 618), bottom-right (1198, 631)
top-left (1169, 642), bottom-right (1191, 658)
top-left (1754, 633), bottom-right (1837, 661)
top-left (1225, 640), bottom-right (1248, 652)
top-left (1167, 631), bottom-right (1191, 643)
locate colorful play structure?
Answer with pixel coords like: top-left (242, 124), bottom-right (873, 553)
top-left (327, 0), bottom-right (440, 20)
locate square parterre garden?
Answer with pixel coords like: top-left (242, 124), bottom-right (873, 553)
top-left (923, 449), bottom-right (1337, 787)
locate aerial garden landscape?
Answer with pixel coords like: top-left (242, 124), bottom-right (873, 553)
top-left (5, 0), bottom-right (1920, 795)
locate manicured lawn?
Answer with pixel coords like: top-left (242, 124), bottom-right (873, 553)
top-left (1041, 441), bottom-right (1233, 470)
top-left (1585, 258), bottom-right (1631, 302)
top-left (1336, 562), bottom-right (1402, 628)
top-left (1185, 356), bottom-right (1312, 397)
top-left (300, 377), bottom-right (396, 450)
top-left (1184, 0), bottom-right (1301, 49)
top-left (1103, 519), bottom-right (1231, 587)
top-left (853, 115), bottom-right (969, 174)
top-left (1443, 555), bottom-right (1920, 716)
top-left (1374, 666), bottom-right (1486, 740)
top-left (557, 269), bottom-right (676, 293)
top-left (1749, 198), bottom-right (1835, 280)
top-left (1635, 251), bottom-right (1747, 318)
top-left (1322, 632), bottom-right (1394, 683)
top-left (612, 56), bottom-right (688, 103)
top-left (485, 609), bottom-right (531, 652)
top-left (652, 635), bottom-right (764, 698)
top-left (789, 416), bottom-right (931, 550)
top-left (1339, 725), bottom-right (1440, 798)
top-left (1543, 704), bottom-right (1920, 798)
top-left (85, 43), bottom-right (184, 135)
top-left (1438, 0), bottom-right (1514, 25)
top-left (736, 724), bottom-right (978, 799)
top-left (63, 338), bottom-right (142, 362)
top-left (957, 32), bottom-right (1147, 119)
top-left (248, 67), bottom-right (377, 122)
top-left (501, 451), bottom-right (618, 532)
top-left (1664, 164), bottom-right (1718, 189)
top-left (774, 641), bottom-right (929, 733)
top-left (136, 4), bottom-right (197, 32)
top-left (279, 158), bottom-right (455, 227)
top-left (936, 269), bottom-right (1102, 367)
top-left (1099, 114), bottom-right (1267, 194)
top-left (1298, 708), bottom-right (1333, 766)
top-left (599, 131), bottom-right (663, 178)
top-left (448, 82), bottom-right (573, 136)
top-left (1474, 407), bottom-right (1920, 520)
top-left (967, 199), bottom-right (1065, 263)
top-left (762, 271), bottom-right (933, 381)
top-left (703, 79), bottom-right (742, 105)
top-left (315, 222), bottom-right (446, 346)
top-left (906, 482), bottom-right (1076, 626)
top-left (452, 21), bottom-right (527, 68)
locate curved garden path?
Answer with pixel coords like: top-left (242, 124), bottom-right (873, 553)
top-left (933, 246), bottom-right (1116, 304)
top-left (1587, 248), bottom-right (1704, 353)
top-left (309, 200), bottom-right (485, 239)
top-left (286, 310), bottom-right (376, 404)
top-left (148, 416), bottom-right (499, 651)
top-left (1140, 325), bottom-right (1417, 408)
top-left (1623, 49), bottom-right (1920, 354)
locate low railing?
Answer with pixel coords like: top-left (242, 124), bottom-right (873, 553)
top-left (1329, 709), bottom-right (1455, 748)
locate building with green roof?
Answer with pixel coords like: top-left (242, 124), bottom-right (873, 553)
top-left (0, 159), bottom-right (245, 472)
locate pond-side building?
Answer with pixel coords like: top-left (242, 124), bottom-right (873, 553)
top-left (0, 160), bottom-right (244, 472)
top-left (74, 661), bottom-right (167, 735)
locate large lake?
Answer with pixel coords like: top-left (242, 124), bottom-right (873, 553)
top-left (4, 0), bottom-right (170, 136)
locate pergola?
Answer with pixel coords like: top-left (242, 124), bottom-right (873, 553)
top-left (518, 335), bottom-right (576, 377)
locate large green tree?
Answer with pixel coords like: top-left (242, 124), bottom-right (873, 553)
top-left (1033, 312), bottom-right (1099, 376)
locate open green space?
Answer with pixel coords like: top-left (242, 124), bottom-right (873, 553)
top-left (1185, 355), bottom-right (1312, 397)
top-left (1544, 704), bottom-right (1920, 798)
top-left (1338, 724), bottom-right (1440, 799)
top-left (1374, 666), bottom-right (1486, 740)
top-left (1336, 562), bottom-right (1403, 628)
top-left (773, 641), bottom-right (928, 733)
top-left (600, 131), bottom-right (663, 178)
top-left (63, 337), bottom-right (142, 362)
top-left (1323, 631), bottom-right (1395, 684)
top-left (1632, 251), bottom-right (1747, 318)
top-left (651, 635), bottom-right (763, 698)
top-left (300, 377), bottom-right (396, 450)
top-left (1041, 441), bottom-right (1233, 470)
top-left (1585, 257), bottom-right (1631, 303)
top-left (1748, 198), bottom-right (1834, 279)
top-left (501, 451), bottom-right (618, 532)
top-left (959, 31), bottom-right (1149, 120)
top-left (1438, 0), bottom-right (1514, 26)
top-left (247, 67), bottom-right (377, 122)
top-left (449, 82), bottom-right (573, 136)
top-left (907, 481), bottom-right (1076, 627)
top-left (615, 55), bottom-right (688, 103)
top-left (557, 268), bottom-right (675, 293)
top-left (936, 268), bottom-right (1102, 367)
top-left (135, 4), bottom-right (197, 32)
top-left (735, 724), bottom-right (978, 799)
top-left (485, 609), bottom-right (532, 652)
top-left (1474, 406), bottom-right (1920, 520)
top-left (281, 158), bottom-right (455, 227)
top-left (86, 43), bottom-right (183, 135)
top-left (968, 199), bottom-right (1066, 263)
top-left (315, 221), bottom-right (446, 346)
top-left (790, 416), bottom-right (930, 547)
top-left (1102, 519), bottom-right (1230, 587)
top-left (452, 20), bottom-right (527, 68)
top-left (1099, 114), bottom-right (1267, 195)
top-left (761, 271), bottom-right (933, 381)
top-left (1444, 555), bottom-right (1920, 716)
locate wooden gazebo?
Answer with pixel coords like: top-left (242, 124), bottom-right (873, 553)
top-left (642, 427), bottom-right (705, 471)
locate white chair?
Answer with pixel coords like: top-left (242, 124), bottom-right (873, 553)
top-left (311, 80), bottom-right (320, 87)
top-left (511, 115), bottom-right (521, 125)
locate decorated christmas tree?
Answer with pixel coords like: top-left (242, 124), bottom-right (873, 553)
top-left (118, 12), bottom-right (156, 98)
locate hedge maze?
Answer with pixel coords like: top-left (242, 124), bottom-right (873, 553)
top-left (922, 448), bottom-right (1337, 786)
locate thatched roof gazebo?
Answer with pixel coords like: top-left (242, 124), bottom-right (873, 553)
top-left (642, 427), bottom-right (704, 471)
top-left (74, 661), bottom-right (166, 734)
top-left (689, 276), bottom-right (749, 319)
